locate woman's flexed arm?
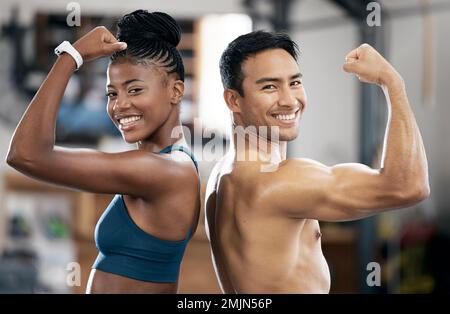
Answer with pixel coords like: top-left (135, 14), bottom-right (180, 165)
top-left (6, 26), bottom-right (196, 199)
top-left (6, 27), bottom-right (126, 163)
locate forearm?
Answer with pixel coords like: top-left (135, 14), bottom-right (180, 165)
top-left (7, 54), bottom-right (76, 163)
top-left (379, 73), bottom-right (429, 196)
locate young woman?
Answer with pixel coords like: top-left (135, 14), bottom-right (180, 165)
top-left (6, 10), bottom-right (200, 293)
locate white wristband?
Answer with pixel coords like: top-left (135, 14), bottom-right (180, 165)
top-left (54, 41), bottom-right (83, 70)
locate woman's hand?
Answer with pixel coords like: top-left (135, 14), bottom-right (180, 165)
top-left (73, 26), bottom-right (127, 62)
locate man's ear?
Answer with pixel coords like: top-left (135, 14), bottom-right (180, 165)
top-left (223, 89), bottom-right (242, 113)
top-left (171, 80), bottom-right (184, 105)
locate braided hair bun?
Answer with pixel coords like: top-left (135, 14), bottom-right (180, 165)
top-left (111, 10), bottom-right (184, 81)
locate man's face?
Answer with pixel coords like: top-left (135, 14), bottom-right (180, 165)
top-left (234, 48), bottom-right (307, 141)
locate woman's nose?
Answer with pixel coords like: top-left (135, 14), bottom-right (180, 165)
top-left (113, 95), bottom-right (131, 112)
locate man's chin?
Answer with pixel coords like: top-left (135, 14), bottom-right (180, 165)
top-left (278, 127), bottom-right (299, 141)
top-left (279, 133), bottom-right (299, 141)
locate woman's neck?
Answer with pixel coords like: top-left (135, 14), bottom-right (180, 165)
top-left (137, 107), bottom-right (186, 152)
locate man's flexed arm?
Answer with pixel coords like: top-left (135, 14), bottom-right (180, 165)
top-left (267, 44), bottom-right (429, 222)
top-left (343, 43), bottom-right (429, 195)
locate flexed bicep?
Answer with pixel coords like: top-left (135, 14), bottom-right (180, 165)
top-left (314, 162), bottom-right (400, 221)
top-left (267, 159), bottom-right (426, 222)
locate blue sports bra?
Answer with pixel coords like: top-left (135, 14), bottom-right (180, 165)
top-left (92, 145), bottom-right (199, 283)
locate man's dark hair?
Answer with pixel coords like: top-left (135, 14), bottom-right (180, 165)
top-left (219, 30), bottom-right (300, 96)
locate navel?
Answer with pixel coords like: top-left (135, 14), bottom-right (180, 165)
top-left (316, 230), bottom-right (322, 240)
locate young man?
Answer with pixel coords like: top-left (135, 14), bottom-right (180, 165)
top-left (204, 31), bottom-right (429, 293)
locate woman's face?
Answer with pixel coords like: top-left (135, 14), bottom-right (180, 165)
top-left (106, 60), bottom-right (180, 144)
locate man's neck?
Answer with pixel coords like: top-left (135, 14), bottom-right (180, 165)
top-left (231, 124), bottom-right (287, 164)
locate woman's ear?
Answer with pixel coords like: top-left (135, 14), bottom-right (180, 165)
top-left (170, 79), bottom-right (184, 105)
top-left (223, 89), bottom-right (242, 113)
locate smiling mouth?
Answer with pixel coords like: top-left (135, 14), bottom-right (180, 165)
top-left (116, 115), bottom-right (143, 131)
top-left (271, 108), bottom-right (300, 122)
top-left (117, 115), bottom-right (142, 126)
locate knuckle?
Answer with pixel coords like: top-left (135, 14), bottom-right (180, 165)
top-left (94, 26), bottom-right (107, 34)
top-left (361, 43), bottom-right (372, 50)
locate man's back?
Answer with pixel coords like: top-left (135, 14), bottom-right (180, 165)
top-left (205, 154), bottom-right (331, 293)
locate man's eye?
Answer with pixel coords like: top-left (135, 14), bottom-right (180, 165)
top-left (291, 80), bottom-right (302, 86)
top-left (262, 85), bottom-right (276, 90)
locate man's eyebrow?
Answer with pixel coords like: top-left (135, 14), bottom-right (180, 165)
top-left (255, 73), bottom-right (303, 84)
top-left (107, 79), bottom-right (144, 88)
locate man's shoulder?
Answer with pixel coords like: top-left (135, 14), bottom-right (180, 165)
top-left (225, 157), bottom-right (325, 178)
top-left (256, 157), bottom-right (327, 177)
top-left (282, 157), bottom-right (327, 168)
top-left (212, 157), bottom-right (330, 189)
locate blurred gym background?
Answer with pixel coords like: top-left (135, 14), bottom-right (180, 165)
top-left (0, 0), bottom-right (449, 293)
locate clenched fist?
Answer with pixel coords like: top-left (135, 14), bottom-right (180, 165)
top-left (73, 26), bottom-right (127, 62)
top-left (343, 43), bottom-right (402, 87)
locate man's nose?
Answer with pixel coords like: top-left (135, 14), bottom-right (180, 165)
top-left (278, 88), bottom-right (298, 108)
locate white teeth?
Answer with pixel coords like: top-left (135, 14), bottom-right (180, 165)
top-left (274, 113), bottom-right (296, 121)
top-left (119, 115), bottom-right (141, 125)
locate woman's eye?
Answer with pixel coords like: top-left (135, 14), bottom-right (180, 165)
top-left (129, 88), bottom-right (142, 94)
top-left (106, 92), bottom-right (117, 98)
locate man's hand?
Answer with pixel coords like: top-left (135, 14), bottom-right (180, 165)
top-left (343, 43), bottom-right (401, 86)
top-left (73, 26), bottom-right (127, 62)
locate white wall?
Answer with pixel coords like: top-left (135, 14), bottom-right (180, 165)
top-left (287, 0), bottom-right (359, 165)
top-left (388, 8), bottom-right (450, 230)
top-left (433, 9), bottom-right (450, 227)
